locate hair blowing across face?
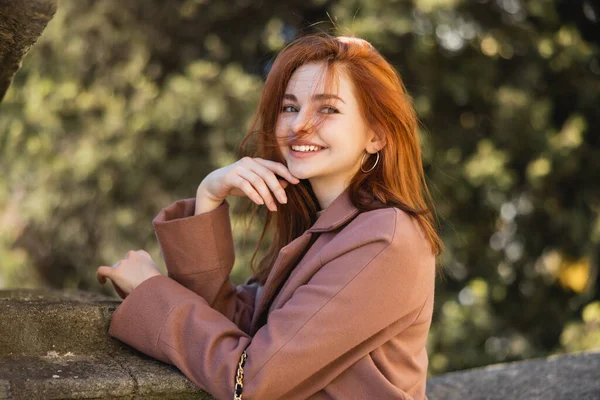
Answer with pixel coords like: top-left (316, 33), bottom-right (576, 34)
top-left (237, 33), bottom-right (445, 285)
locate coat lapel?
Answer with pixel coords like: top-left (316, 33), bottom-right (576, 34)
top-left (249, 188), bottom-right (362, 336)
top-left (249, 231), bottom-right (314, 335)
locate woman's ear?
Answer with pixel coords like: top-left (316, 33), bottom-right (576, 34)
top-left (367, 128), bottom-right (386, 152)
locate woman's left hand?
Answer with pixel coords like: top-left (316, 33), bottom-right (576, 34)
top-left (96, 249), bottom-right (163, 299)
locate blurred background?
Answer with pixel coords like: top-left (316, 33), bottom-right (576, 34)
top-left (0, 0), bottom-right (599, 377)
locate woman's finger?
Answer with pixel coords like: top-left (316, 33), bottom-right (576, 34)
top-left (224, 165), bottom-right (263, 204)
top-left (236, 167), bottom-right (280, 211)
top-left (234, 171), bottom-right (276, 210)
top-left (246, 160), bottom-right (289, 205)
top-left (97, 266), bottom-right (127, 299)
top-left (231, 174), bottom-right (265, 206)
top-left (97, 266), bottom-right (114, 284)
top-left (253, 157), bottom-right (299, 182)
top-left (236, 169), bottom-right (279, 211)
top-left (253, 158), bottom-right (300, 184)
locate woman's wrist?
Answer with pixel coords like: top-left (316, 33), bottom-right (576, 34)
top-left (195, 184), bottom-right (225, 215)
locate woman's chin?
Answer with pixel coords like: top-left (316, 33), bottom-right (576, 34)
top-left (291, 173), bottom-right (310, 181)
top-left (286, 166), bottom-right (312, 180)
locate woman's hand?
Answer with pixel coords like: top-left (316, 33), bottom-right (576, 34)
top-left (96, 250), bottom-right (163, 299)
top-left (198, 157), bottom-right (300, 212)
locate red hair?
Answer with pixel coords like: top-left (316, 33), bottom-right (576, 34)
top-left (238, 33), bottom-right (445, 284)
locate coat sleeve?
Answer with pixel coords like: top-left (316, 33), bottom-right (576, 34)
top-left (108, 208), bottom-right (435, 400)
top-left (151, 197), bottom-right (259, 334)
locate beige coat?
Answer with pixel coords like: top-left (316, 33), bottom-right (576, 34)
top-left (108, 188), bottom-right (436, 399)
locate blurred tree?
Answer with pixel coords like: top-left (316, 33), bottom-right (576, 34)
top-left (0, 0), bottom-right (331, 291)
top-left (0, 0), bottom-right (598, 375)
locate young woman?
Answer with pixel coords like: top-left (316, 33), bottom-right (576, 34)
top-left (97, 33), bottom-right (444, 400)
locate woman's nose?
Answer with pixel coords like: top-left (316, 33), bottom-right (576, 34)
top-left (291, 109), bottom-right (313, 134)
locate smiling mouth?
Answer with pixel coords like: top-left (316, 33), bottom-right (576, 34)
top-left (289, 146), bottom-right (327, 158)
top-left (289, 145), bottom-right (328, 152)
top-left (290, 147), bottom-right (326, 152)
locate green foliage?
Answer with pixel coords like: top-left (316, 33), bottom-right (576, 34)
top-left (1, 0), bottom-right (598, 375)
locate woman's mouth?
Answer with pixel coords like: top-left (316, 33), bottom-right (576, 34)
top-left (290, 146), bottom-right (327, 159)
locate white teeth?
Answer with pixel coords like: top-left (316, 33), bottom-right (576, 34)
top-left (291, 145), bottom-right (323, 152)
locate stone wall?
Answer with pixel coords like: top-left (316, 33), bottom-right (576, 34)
top-left (426, 348), bottom-right (600, 399)
top-left (0, 288), bottom-right (213, 399)
top-left (1, 288), bottom-right (599, 399)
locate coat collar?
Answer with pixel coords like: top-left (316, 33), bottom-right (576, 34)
top-left (308, 187), bottom-right (360, 233)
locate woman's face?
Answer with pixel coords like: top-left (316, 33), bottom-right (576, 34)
top-left (275, 62), bottom-right (378, 193)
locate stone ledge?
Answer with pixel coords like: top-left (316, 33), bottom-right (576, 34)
top-left (2, 288), bottom-right (599, 399)
top-left (0, 289), bottom-right (124, 357)
top-left (0, 351), bottom-right (212, 399)
top-left (0, 288), bottom-right (215, 399)
top-left (426, 349), bottom-right (600, 400)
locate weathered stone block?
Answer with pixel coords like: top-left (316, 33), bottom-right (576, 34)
top-left (1, 288), bottom-right (599, 399)
top-left (426, 349), bottom-right (600, 400)
top-left (0, 288), bottom-right (215, 399)
top-left (0, 288), bottom-right (124, 357)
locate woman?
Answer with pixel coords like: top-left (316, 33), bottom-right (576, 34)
top-left (97, 33), bottom-right (444, 399)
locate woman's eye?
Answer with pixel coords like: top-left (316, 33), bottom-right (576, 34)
top-left (282, 105), bottom-right (297, 112)
top-left (321, 106), bottom-right (339, 114)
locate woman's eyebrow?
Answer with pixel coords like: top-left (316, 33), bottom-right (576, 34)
top-left (283, 93), bottom-right (346, 104)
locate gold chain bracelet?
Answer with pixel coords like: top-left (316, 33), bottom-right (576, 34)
top-left (233, 350), bottom-right (248, 400)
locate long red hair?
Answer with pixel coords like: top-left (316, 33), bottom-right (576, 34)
top-left (237, 33), bottom-right (444, 285)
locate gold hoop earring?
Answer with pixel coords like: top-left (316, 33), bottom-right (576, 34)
top-left (360, 150), bottom-right (380, 173)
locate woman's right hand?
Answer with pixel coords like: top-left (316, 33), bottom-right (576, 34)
top-left (197, 157), bottom-right (300, 212)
